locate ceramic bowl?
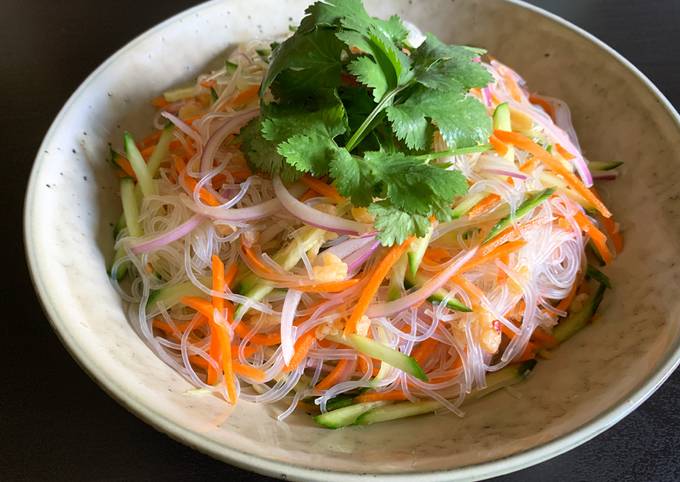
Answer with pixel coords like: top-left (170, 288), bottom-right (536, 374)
top-left (24, 0), bottom-right (680, 480)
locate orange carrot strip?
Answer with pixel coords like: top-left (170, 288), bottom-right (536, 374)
top-left (233, 323), bottom-right (281, 346)
top-left (232, 362), bottom-right (266, 382)
top-left (497, 253), bottom-right (510, 283)
top-left (114, 155), bottom-right (136, 179)
top-left (300, 175), bottom-right (344, 203)
top-left (354, 390), bottom-right (408, 403)
top-left (519, 157), bottom-right (538, 173)
top-left (200, 79), bottom-right (217, 89)
top-left (151, 96), bottom-right (169, 108)
top-left (494, 130), bottom-right (611, 218)
top-left (412, 338), bottom-right (439, 367)
top-left (300, 189), bottom-right (317, 202)
top-left (555, 143), bottom-right (575, 160)
top-left (294, 278), bottom-right (360, 293)
top-left (184, 176), bottom-right (221, 207)
top-left (574, 211), bottom-right (613, 264)
top-left (357, 355), bottom-right (381, 377)
top-left (502, 71), bottom-right (523, 102)
top-left (224, 263), bottom-right (238, 287)
top-left (315, 359), bottom-right (352, 391)
top-left (423, 247), bottom-right (450, 264)
top-left (460, 240), bottom-right (527, 274)
top-left (207, 332), bottom-right (221, 384)
top-left (489, 134), bottom-right (509, 157)
top-left (600, 215), bottom-right (624, 254)
top-left (189, 355), bottom-right (210, 369)
top-left (241, 244), bottom-right (275, 274)
top-left (214, 321), bottom-right (237, 403)
top-left (556, 282), bottom-right (579, 312)
top-left (468, 193), bottom-right (501, 219)
top-left (211, 255), bottom-right (225, 315)
top-left (141, 130), bottom-right (162, 147)
top-left (225, 84), bottom-right (260, 109)
top-left (284, 331), bottom-right (317, 372)
top-left (140, 144), bottom-right (155, 159)
top-left (529, 94), bottom-right (555, 120)
top-left (344, 238), bottom-right (414, 335)
top-left (531, 327), bottom-right (558, 348)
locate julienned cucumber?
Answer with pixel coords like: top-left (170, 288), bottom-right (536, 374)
top-left (586, 264), bottom-right (611, 289)
top-left (404, 273), bottom-right (472, 313)
top-left (407, 226), bottom-right (432, 277)
top-left (349, 334), bottom-right (428, 381)
top-left (146, 280), bottom-right (206, 312)
top-left (387, 254), bottom-right (408, 301)
top-left (120, 178), bottom-right (142, 238)
top-left (123, 132), bottom-right (156, 197)
top-left (483, 188), bottom-right (554, 243)
top-left (588, 160), bottom-right (623, 171)
top-left (147, 123), bottom-right (174, 178)
top-left (350, 360), bottom-right (537, 426)
top-left (314, 401), bottom-right (388, 429)
top-left (552, 282), bottom-right (607, 343)
top-left (452, 191), bottom-right (487, 219)
top-left (492, 103), bottom-right (514, 161)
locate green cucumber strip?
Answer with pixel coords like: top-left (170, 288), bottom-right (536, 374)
top-left (493, 103), bottom-right (514, 161)
top-left (483, 188), bottom-right (554, 243)
top-left (354, 360), bottom-right (538, 426)
top-left (348, 334), bottom-right (428, 382)
top-left (325, 396), bottom-right (355, 412)
top-left (120, 178), bottom-right (142, 237)
top-left (109, 246), bottom-right (129, 281)
top-left (163, 85), bottom-right (199, 102)
top-left (210, 87), bottom-right (219, 102)
top-left (234, 281), bottom-right (275, 321)
top-left (355, 400), bottom-right (441, 425)
top-left (123, 132), bottom-right (155, 197)
top-left (146, 279), bottom-right (207, 312)
top-left (407, 226), bottom-right (433, 277)
top-left (588, 160), bottom-right (623, 171)
top-left (313, 401), bottom-right (387, 429)
top-left (147, 124), bottom-right (175, 178)
top-left (113, 213), bottom-right (126, 240)
top-left (587, 242), bottom-right (606, 267)
top-left (552, 282), bottom-right (607, 343)
top-left (452, 191), bottom-right (487, 219)
top-left (225, 60), bottom-right (238, 72)
top-left (404, 273), bottom-right (472, 313)
top-left (586, 264), bottom-right (612, 289)
top-left (387, 254), bottom-right (408, 301)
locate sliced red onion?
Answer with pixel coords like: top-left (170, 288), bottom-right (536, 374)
top-left (481, 168), bottom-right (528, 180)
top-left (131, 214), bottom-right (204, 254)
top-left (481, 87), bottom-right (492, 108)
top-left (280, 289), bottom-right (302, 365)
top-left (324, 235), bottom-right (376, 260)
top-left (345, 239), bottom-right (381, 273)
top-left (200, 108), bottom-right (259, 172)
top-left (180, 194), bottom-right (282, 221)
top-left (591, 171), bottom-right (618, 181)
top-left (366, 247), bottom-right (478, 317)
top-left (272, 176), bottom-right (372, 235)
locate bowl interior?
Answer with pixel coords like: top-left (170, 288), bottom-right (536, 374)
top-left (25, 0), bottom-right (680, 479)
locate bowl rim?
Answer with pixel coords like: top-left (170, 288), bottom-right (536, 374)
top-left (24, 0), bottom-right (680, 480)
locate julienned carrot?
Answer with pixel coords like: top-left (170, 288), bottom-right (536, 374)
top-left (200, 79), bottom-right (217, 89)
top-left (451, 275), bottom-right (485, 302)
top-left (423, 247), bottom-right (450, 264)
top-left (497, 253), bottom-right (510, 283)
top-left (600, 215), bottom-right (624, 254)
top-left (459, 240), bottom-right (527, 275)
top-left (151, 96), bottom-right (169, 108)
top-left (528, 94), bottom-right (555, 120)
top-left (493, 130), bottom-right (611, 218)
top-left (344, 238), bottom-right (414, 335)
top-left (207, 331), bottom-right (221, 384)
top-left (214, 319), bottom-right (237, 403)
top-left (354, 390), bottom-right (409, 403)
top-left (114, 154), bottom-right (137, 179)
top-left (211, 255), bottom-right (225, 314)
top-left (233, 322), bottom-right (281, 346)
top-left (573, 211), bottom-right (613, 264)
top-left (315, 359), bottom-right (351, 390)
top-left (300, 189), bottom-right (316, 202)
top-left (502, 70), bottom-right (524, 102)
top-left (531, 327), bottom-right (558, 348)
top-left (556, 282), bottom-right (579, 312)
top-left (412, 338), bottom-right (439, 367)
top-left (241, 244), bottom-right (275, 274)
top-left (224, 263), bottom-right (238, 287)
top-left (294, 278), bottom-right (360, 293)
top-left (300, 175), bottom-right (345, 203)
top-left (357, 355), bottom-right (381, 376)
top-left (189, 355), bottom-right (210, 369)
top-left (468, 193), bottom-right (501, 218)
top-left (519, 157), bottom-right (538, 173)
top-left (225, 84), bottom-right (259, 109)
top-left (233, 362), bottom-right (266, 382)
top-left (284, 330), bottom-right (317, 372)
top-left (140, 144), bottom-right (156, 159)
top-left (184, 176), bottom-right (221, 207)
top-left (489, 134), bottom-right (509, 157)
top-left (141, 130), bottom-right (162, 147)
top-left (555, 143), bottom-right (575, 160)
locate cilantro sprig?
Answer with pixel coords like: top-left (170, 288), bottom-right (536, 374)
top-left (240, 0), bottom-right (493, 245)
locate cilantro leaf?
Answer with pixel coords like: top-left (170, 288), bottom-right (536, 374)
top-left (261, 29), bottom-right (344, 97)
top-left (277, 133), bottom-right (339, 176)
top-left (368, 201), bottom-right (430, 246)
top-left (386, 86), bottom-right (491, 150)
top-left (411, 34), bottom-right (492, 91)
top-left (347, 56), bottom-right (389, 102)
top-left (364, 151), bottom-right (468, 216)
top-left (373, 15), bottom-right (409, 44)
top-left (329, 148), bottom-right (375, 206)
top-left (239, 118), bottom-right (301, 183)
top-left (300, 0), bottom-right (373, 33)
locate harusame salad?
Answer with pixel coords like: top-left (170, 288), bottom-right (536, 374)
top-left (109, 0), bottom-right (622, 428)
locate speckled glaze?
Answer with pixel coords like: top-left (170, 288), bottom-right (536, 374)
top-left (24, 0), bottom-right (680, 480)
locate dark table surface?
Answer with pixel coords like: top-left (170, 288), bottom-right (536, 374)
top-left (3, 1), bottom-right (680, 480)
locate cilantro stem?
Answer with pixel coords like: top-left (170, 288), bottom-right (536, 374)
top-left (345, 88), bottom-right (403, 152)
top-left (415, 144), bottom-right (491, 161)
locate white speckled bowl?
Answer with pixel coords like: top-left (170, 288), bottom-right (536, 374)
top-left (24, 0), bottom-right (680, 480)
